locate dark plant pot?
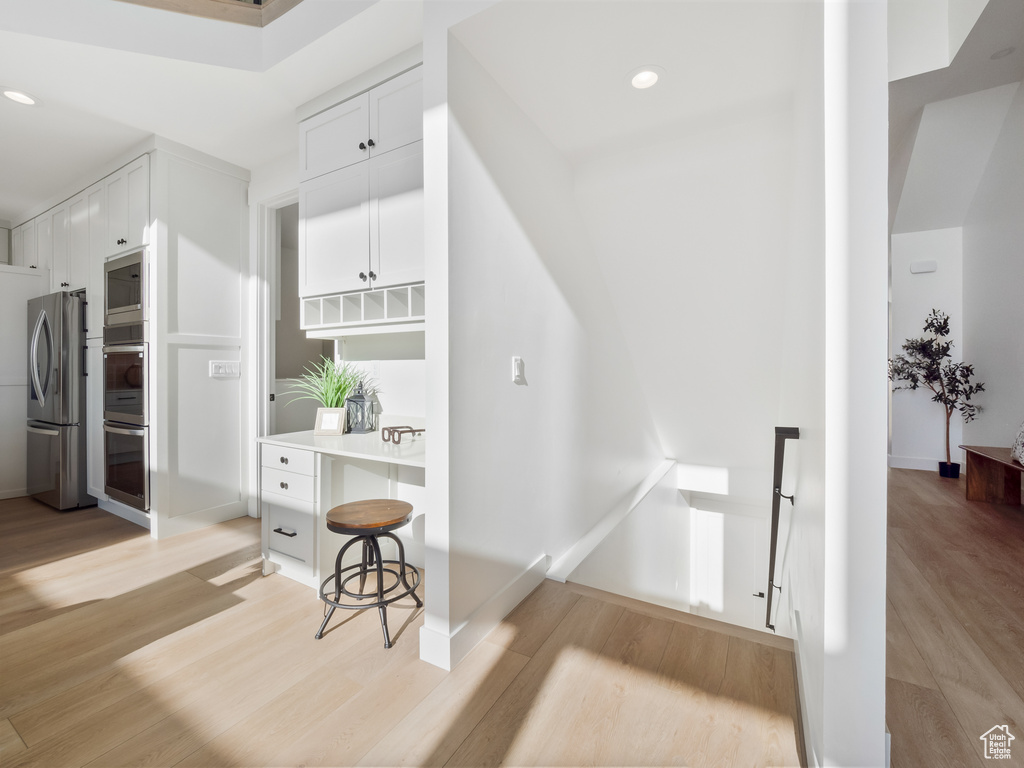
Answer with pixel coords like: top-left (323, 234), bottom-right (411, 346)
top-left (938, 462), bottom-right (961, 479)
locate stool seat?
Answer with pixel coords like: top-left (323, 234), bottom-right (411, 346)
top-left (326, 499), bottom-right (413, 534)
top-left (315, 498), bottom-right (421, 649)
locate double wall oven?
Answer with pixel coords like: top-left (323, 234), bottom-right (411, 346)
top-left (102, 249), bottom-right (150, 511)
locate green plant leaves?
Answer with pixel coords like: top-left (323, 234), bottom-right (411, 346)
top-left (283, 357), bottom-right (373, 409)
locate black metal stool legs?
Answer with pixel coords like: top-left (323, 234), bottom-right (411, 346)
top-left (315, 531), bottom-right (421, 648)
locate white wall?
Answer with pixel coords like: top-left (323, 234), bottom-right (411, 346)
top-left (963, 82), bottom-right (1024, 447)
top-left (151, 151), bottom-right (251, 538)
top-left (819, 3), bottom-right (890, 765)
top-left (420, 19), bottom-right (664, 668)
top-left (889, 227), bottom-right (965, 468)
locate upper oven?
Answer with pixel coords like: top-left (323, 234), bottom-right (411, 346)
top-left (104, 249), bottom-right (146, 326)
top-left (102, 342), bottom-right (148, 426)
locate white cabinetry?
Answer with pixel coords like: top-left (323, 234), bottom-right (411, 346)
top-left (11, 219), bottom-right (36, 270)
top-left (299, 163), bottom-right (370, 296)
top-left (260, 444), bottom-right (318, 587)
top-left (85, 182), bottom-right (106, 337)
top-left (298, 67), bottom-right (423, 301)
top-left (104, 156), bottom-right (150, 257)
top-left (299, 67), bottom-right (423, 181)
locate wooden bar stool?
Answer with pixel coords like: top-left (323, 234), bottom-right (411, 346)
top-left (315, 499), bottom-right (422, 648)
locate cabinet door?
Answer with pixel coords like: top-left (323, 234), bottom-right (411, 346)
top-left (369, 141), bottom-right (424, 289)
top-left (18, 219), bottom-right (37, 270)
top-left (11, 224), bottom-right (23, 267)
top-left (67, 193), bottom-right (90, 294)
top-left (49, 205), bottom-right (70, 291)
top-left (86, 183), bottom-right (106, 336)
top-left (298, 164), bottom-right (370, 298)
top-left (299, 93), bottom-right (369, 182)
top-left (105, 156), bottom-right (149, 256)
top-left (35, 212), bottom-right (53, 280)
top-left (368, 67), bottom-right (423, 157)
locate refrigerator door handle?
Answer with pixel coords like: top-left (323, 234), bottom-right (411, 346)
top-left (27, 424), bottom-right (61, 437)
top-left (30, 310), bottom-right (53, 408)
top-left (103, 424), bottom-right (146, 438)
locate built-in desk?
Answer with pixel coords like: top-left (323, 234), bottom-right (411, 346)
top-left (256, 426), bottom-right (426, 589)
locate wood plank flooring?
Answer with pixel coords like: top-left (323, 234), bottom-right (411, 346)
top-left (886, 468), bottom-right (1024, 768)
top-left (0, 495), bottom-right (803, 767)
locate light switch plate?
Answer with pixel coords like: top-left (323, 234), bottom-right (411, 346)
top-left (209, 361), bottom-right (240, 378)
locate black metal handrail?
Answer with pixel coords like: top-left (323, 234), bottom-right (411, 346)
top-left (766, 426), bottom-right (799, 632)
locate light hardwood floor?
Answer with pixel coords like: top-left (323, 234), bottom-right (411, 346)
top-left (0, 495), bottom-right (803, 767)
top-left (886, 468), bottom-right (1024, 768)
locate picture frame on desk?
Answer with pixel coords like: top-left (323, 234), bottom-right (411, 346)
top-left (314, 407), bottom-right (346, 435)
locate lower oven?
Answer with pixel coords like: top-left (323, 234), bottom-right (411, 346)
top-left (102, 343), bottom-right (147, 426)
top-left (103, 422), bottom-right (150, 511)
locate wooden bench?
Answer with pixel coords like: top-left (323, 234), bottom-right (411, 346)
top-left (958, 445), bottom-right (1023, 505)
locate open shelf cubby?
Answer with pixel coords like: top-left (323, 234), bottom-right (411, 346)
top-left (301, 282), bottom-right (425, 331)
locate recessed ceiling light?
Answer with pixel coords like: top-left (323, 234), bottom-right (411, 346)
top-left (990, 47), bottom-right (1015, 60)
top-left (2, 88), bottom-right (39, 106)
top-left (629, 66), bottom-right (666, 90)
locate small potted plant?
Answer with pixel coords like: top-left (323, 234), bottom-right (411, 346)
top-left (285, 356), bottom-right (374, 433)
top-left (889, 309), bottom-right (985, 478)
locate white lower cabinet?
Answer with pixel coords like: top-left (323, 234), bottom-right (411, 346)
top-left (260, 445), bottom-right (317, 587)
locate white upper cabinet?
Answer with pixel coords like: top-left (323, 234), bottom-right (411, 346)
top-left (299, 163), bottom-right (371, 296)
top-left (14, 219), bottom-right (37, 270)
top-left (299, 67), bottom-right (422, 182)
top-left (46, 203), bottom-right (70, 291)
top-left (104, 155), bottom-right (150, 257)
top-left (66, 193), bottom-right (90, 293)
top-left (298, 66), bottom-right (423, 301)
top-left (34, 210), bottom-right (54, 278)
top-left (85, 182), bottom-right (106, 337)
top-left (369, 141), bottom-right (424, 290)
top-left (367, 68), bottom-right (424, 158)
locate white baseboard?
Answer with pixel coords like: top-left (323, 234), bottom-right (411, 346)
top-left (0, 488), bottom-right (28, 501)
top-left (419, 553), bottom-right (550, 671)
top-left (888, 455), bottom-right (942, 471)
top-left (99, 498), bottom-right (151, 530)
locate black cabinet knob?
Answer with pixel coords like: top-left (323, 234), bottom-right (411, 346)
top-left (359, 272), bottom-right (368, 281)
top-left (367, 139), bottom-right (375, 148)
top-left (368, 271), bottom-right (377, 280)
top-left (280, 481), bottom-right (288, 490)
top-left (359, 142), bottom-right (367, 150)
top-left (279, 456), bottom-right (288, 464)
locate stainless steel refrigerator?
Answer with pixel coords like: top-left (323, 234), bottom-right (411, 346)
top-left (27, 291), bottom-right (95, 510)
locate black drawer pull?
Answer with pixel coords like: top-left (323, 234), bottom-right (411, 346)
top-left (273, 527), bottom-right (298, 538)
top-left (279, 456), bottom-right (288, 465)
top-left (280, 481), bottom-right (289, 490)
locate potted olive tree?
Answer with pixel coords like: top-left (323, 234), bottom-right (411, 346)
top-left (889, 309), bottom-right (985, 478)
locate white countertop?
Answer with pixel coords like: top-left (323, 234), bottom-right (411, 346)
top-left (258, 428), bottom-right (426, 468)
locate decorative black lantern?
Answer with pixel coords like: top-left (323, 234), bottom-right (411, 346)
top-left (345, 381), bottom-right (376, 433)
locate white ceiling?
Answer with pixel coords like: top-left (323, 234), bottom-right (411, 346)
top-left (451, 0), bottom-right (814, 167)
top-left (889, 0), bottom-right (1024, 231)
top-left (0, 0), bottom-right (422, 226)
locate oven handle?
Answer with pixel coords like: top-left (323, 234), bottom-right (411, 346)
top-left (102, 344), bottom-right (146, 354)
top-left (27, 424), bottom-right (60, 437)
top-left (103, 424), bottom-right (146, 437)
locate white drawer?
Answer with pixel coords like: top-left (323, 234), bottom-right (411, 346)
top-left (261, 466), bottom-right (315, 504)
top-left (264, 492), bottom-right (315, 564)
top-left (261, 445), bottom-right (314, 476)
